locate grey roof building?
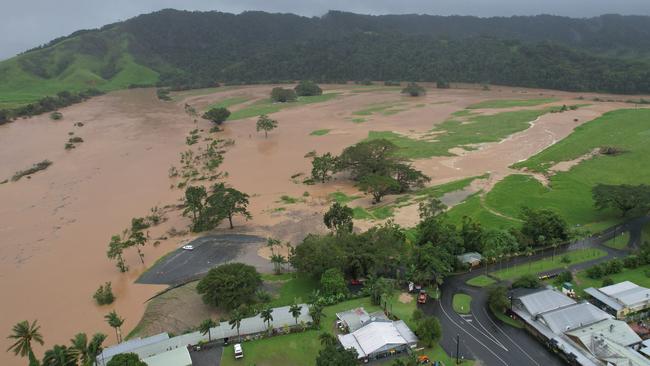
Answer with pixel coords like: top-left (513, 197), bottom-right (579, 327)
top-left (585, 281), bottom-right (650, 319)
top-left (513, 287), bottom-right (649, 366)
top-left (336, 307), bottom-right (388, 332)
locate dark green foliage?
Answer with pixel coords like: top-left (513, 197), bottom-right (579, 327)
top-left (316, 344), bottom-right (357, 366)
top-left (156, 88), bottom-right (172, 101)
top-left (358, 174), bottom-right (400, 203)
top-left (520, 207), bottom-right (570, 247)
top-left (11, 160), bottom-right (53, 181)
top-left (415, 316), bottom-right (442, 347)
top-left (602, 277), bottom-right (614, 286)
top-left (311, 153), bottom-right (340, 183)
top-left (553, 271), bottom-right (573, 286)
top-left (366, 276), bottom-right (395, 306)
top-left (196, 262), bottom-right (262, 309)
top-left (50, 111), bottom-right (63, 120)
top-left (592, 184), bottom-right (650, 217)
top-left (202, 107), bottom-right (231, 125)
top-left (93, 282), bottom-right (115, 305)
top-left (323, 202), bottom-right (353, 235)
top-left (270, 87), bottom-right (297, 102)
top-left (401, 82), bottom-right (426, 96)
top-left (294, 80), bottom-right (322, 96)
top-left (256, 114), bottom-right (278, 138)
top-left (512, 274), bottom-right (542, 289)
top-left (487, 285), bottom-right (510, 313)
top-left (436, 80), bottom-right (450, 89)
top-left (106, 353), bottom-right (147, 366)
top-left (586, 258), bottom-right (625, 279)
top-left (320, 268), bottom-right (349, 297)
top-left (182, 184), bottom-right (251, 231)
top-left (68, 136), bottom-right (84, 143)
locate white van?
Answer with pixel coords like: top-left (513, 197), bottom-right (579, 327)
top-left (234, 343), bottom-right (243, 359)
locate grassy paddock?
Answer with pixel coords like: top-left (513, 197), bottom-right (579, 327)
top-left (310, 129), bottom-right (330, 136)
top-left (205, 96), bottom-right (250, 111)
top-left (492, 248), bottom-right (607, 280)
top-left (452, 294), bottom-right (472, 314)
top-left (467, 98), bottom-right (558, 109)
top-left (466, 275), bottom-right (496, 287)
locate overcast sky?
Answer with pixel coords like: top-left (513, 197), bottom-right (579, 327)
top-left (1, 0), bottom-right (649, 60)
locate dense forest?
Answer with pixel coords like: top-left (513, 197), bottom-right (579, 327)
top-left (3, 9), bottom-right (650, 105)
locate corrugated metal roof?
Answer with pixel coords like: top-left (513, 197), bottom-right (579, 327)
top-left (338, 319), bottom-right (418, 359)
top-left (211, 304), bottom-right (312, 339)
top-left (96, 332), bottom-right (169, 364)
top-left (142, 347), bottom-right (192, 366)
top-left (539, 302), bottom-right (611, 334)
top-left (567, 319), bottom-right (641, 347)
top-left (336, 307), bottom-right (370, 332)
top-left (517, 289), bottom-right (576, 316)
top-left (585, 287), bottom-right (623, 311)
top-left (339, 334), bottom-right (366, 358)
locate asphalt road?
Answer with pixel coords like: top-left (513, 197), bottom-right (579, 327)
top-left (137, 234), bottom-right (267, 285)
top-left (425, 216), bottom-right (650, 366)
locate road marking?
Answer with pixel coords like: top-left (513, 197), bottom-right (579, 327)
top-left (481, 307), bottom-right (540, 366)
top-left (468, 310), bottom-right (508, 351)
top-left (438, 301), bottom-right (509, 366)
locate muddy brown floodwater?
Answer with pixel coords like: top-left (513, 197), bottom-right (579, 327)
top-left (0, 84), bottom-right (644, 365)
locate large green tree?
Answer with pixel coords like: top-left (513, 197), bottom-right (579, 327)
top-left (270, 87), bottom-right (297, 102)
top-left (104, 311), bottom-right (124, 344)
top-left (358, 174), bottom-right (400, 203)
top-left (311, 153), bottom-right (340, 183)
top-left (196, 262), bottom-right (262, 309)
top-left (7, 320), bottom-right (44, 366)
top-left (323, 202), bottom-right (353, 235)
top-left (294, 80), bottom-right (322, 96)
top-left (415, 316), bottom-right (442, 347)
top-left (70, 333), bottom-right (106, 366)
top-left (592, 184), bottom-right (650, 217)
top-left (209, 183), bottom-right (252, 229)
top-left (106, 353), bottom-right (147, 366)
top-left (256, 114), bottom-right (278, 138)
top-left (520, 207), bottom-right (570, 247)
top-left (315, 344), bottom-right (357, 366)
top-left (199, 319), bottom-right (217, 342)
top-left (401, 82), bottom-right (426, 97)
top-left (42, 345), bottom-right (78, 366)
top-left (202, 107), bottom-right (231, 125)
top-left (320, 268), bottom-right (348, 297)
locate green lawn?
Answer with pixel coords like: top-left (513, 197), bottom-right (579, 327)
top-left (492, 248), bottom-right (607, 280)
top-left (228, 93), bottom-right (339, 120)
top-left (328, 191), bottom-right (362, 205)
top-left (452, 294), bottom-right (472, 314)
top-left (573, 264), bottom-right (650, 296)
top-left (446, 194), bottom-right (519, 229)
top-left (267, 276), bottom-right (319, 308)
top-left (603, 232), bottom-right (630, 250)
top-left (352, 205), bottom-right (394, 220)
top-left (414, 175), bottom-right (487, 200)
top-left (221, 294), bottom-right (472, 365)
top-left (205, 96), bottom-right (250, 111)
top-left (489, 304), bottom-right (524, 328)
top-left (466, 275), bottom-right (496, 287)
top-left (467, 98), bottom-right (558, 109)
top-left (366, 108), bottom-right (552, 159)
top-left (310, 129), bottom-right (330, 136)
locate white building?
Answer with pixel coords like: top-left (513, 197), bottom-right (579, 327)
top-left (585, 281), bottom-right (650, 319)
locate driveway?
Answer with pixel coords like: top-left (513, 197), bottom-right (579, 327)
top-left (189, 344), bottom-right (223, 366)
top-left (137, 234), bottom-right (269, 285)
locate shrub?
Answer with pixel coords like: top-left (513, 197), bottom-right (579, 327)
top-left (599, 146), bottom-right (625, 155)
top-left (401, 82), bottom-right (426, 97)
top-left (294, 80), bottom-right (322, 96)
top-left (624, 255), bottom-right (641, 269)
top-left (586, 265), bottom-right (604, 279)
top-left (255, 289), bottom-right (272, 303)
top-left (512, 274), bottom-right (542, 289)
top-left (202, 107), bottom-right (231, 125)
top-left (560, 255), bottom-right (571, 264)
top-left (553, 271), bottom-right (573, 285)
top-left (320, 268), bottom-right (348, 297)
top-left (93, 282), bottom-right (115, 305)
top-left (156, 88), bottom-right (172, 101)
top-left (270, 87), bottom-right (297, 102)
top-left (602, 277), bottom-right (614, 287)
top-left (436, 80), bottom-right (450, 89)
top-left (68, 136), bottom-right (84, 143)
top-left (11, 160), bottom-right (53, 181)
top-left (412, 308), bottom-right (424, 322)
top-left (604, 259), bottom-right (624, 275)
top-left (64, 143), bottom-right (75, 150)
top-left (50, 111), bottom-right (63, 120)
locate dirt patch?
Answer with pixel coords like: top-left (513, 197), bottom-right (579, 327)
top-left (549, 148), bottom-right (600, 173)
top-left (398, 292), bottom-right (413, 304)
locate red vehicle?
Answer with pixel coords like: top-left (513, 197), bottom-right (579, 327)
top-left (417, 290), bottom-right (428, 304)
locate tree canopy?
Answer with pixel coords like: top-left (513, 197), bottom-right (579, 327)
top-left (401, 82), bottom-right (426, 96)
top-left (256, 114), bottom-right (278, 138)
top-left (592, 184), bottom-right (650, 217)
top-left (270, 87), bottom-right (297, 102)
top-left (196, 262), bottom-right (262, 309)
top-left (294, 80), bottom-right (322, 96)
top-left (202, 107), bottom-right (231, 124)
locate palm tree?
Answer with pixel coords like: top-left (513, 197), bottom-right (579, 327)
top-left (266, 237), bottom-right (280, 256)
top-left (270, 254), bottom-right (286, 274)
top-left (260, 307), bottom-right (274, 331)
top-left (7, 320), bottom-right (44, 366)
top-left (42, 345), bottom-right (78, 366)
top-left (318, 332), bottom-right (337, 347)
top-left (308, 304), bottom-right (325, 327)
top-left (289, 303), bottom-right (302, 325)
top-left (228, 310), bottom-right (244, 342)
top-left (199, 319), bottom-right (217, 343)
top-left (70, 333), bottom-right (106, 366)
top-left (104, 311), bottom-right (124, 343)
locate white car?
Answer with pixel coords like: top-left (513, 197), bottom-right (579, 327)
top-left (234, 343), bottom-right (243, 359)
top-left (182, 244), bottom-right (194, 251)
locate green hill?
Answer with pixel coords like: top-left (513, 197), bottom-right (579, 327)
top-left (2, 10), bottom-right (650, 109)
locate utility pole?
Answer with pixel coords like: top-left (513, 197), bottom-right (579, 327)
top-left (456, 333), bottom-right (460, 364)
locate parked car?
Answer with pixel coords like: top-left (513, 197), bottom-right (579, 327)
top-left (417, 290), bottom-right (428, 304)
top-left (182, 244), bottom-right (194, 251)
top-left (234, 343), bottom-right (243, 359)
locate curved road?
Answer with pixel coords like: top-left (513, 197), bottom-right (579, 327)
top-left (424, 216), bottom-right (650, 366)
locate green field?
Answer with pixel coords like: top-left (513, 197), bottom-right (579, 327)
top-left (366, 108), bottom-right (552, 159)
top-left (603, 232), bottom-right (631, 250)
top-left (467, 98), bottom-right (558, 109)
top-left (445, 194), bottom-right (519, 229)
top-left (352, 101), bottom-right (407, 116)
top-left (0, 36), bottom-right (160, 107)
top-left (452, 294), bottom-right (472, 314)
top-left (267, 276), bottom-right (319, 307)
top-left (328, 191), bottom-right (362, 205)
top-left (447, 109), bottom-right (650, 232)
top-left (310, 129), bottom-right (330, 136)
top-left (205, 96), bottom-right (250, 111)
top-left (573, 264), bottom-right (650, 296)
top-left (228, 93), bottom-right (339, 120)
top-left (352, 205), bottom-right (395, 220)
top-left (466, 275), bottom-right (496, 287)
top-left (492, 248), bottom-right (607, 280)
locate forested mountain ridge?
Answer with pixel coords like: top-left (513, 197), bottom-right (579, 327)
top-left (2, 9), bottom-right (650, 109)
